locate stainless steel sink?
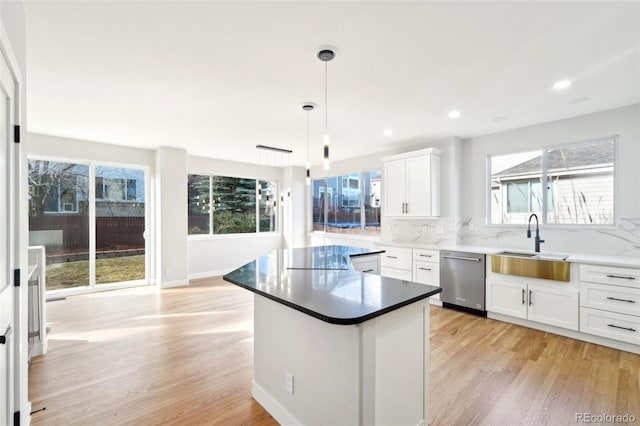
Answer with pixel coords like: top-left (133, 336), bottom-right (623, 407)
top-left (491, 251), bottom-right (570, 281)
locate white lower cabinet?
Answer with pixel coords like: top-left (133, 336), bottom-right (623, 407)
top-left (579, 263), bottom-right (640, 345)
top-left (487, 275), bottom-right (579, 331)
top-left (580, 307), bottom-right (640, 345)
top-left (380, 246), bottom-right (413, 281)
top-left (350, 254), bottom-right (381, 275)
top-left (412, 249), bottom-right (440, 304)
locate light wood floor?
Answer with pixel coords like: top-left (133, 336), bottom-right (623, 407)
top-left (29, 277), bottom-right (640, 425)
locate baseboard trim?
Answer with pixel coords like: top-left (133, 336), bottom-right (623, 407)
top-left (188, 269), bottom-right (233, 280)
top-left (157, 279), bottom-right (188, 289)
top-left (488, 312), bottom-right (640, 355)
top-left (252, 380), bottom-right (301, 426)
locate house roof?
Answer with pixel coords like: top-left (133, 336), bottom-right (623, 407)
top-left (493, 141), bottom-right (614, 178)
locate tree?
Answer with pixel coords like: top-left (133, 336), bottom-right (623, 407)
top-left (28, 160), bottom-right (89, 217)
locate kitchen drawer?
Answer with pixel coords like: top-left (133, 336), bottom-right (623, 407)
top-left (413, 261), bottom-right (440, 286)
top-left (380, 247), bottom-right (412, 270)
top-left (580, 282), bottom-right (640, 317)
top-left (580, 307), bottom-right (640, 345)
top-left (381, 267), bottom-right (412, 281)
top-left (350, 256), bottom-right (380, 274)
top-left (579, 264), bottom-right (640, 288)
top-left (413, 249), bottom-right (439, 262)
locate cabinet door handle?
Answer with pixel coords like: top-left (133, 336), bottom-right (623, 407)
top-left (362, 269), bottom-right (374, 273)
top-left (607, 324), bottom-right (637, 332)
top-left (405, 203), bottom-right (409, 214)
top-left (606, 296), bottom-right (636, 304)
top-left (529, 290), bottom-right (532, 306)
top-left (522, 289), bottom-right (526, 305)
top-left (0, 325), bottom-right (12, 345)
top-left (419, 254), bottom-right (432, 258)
top-left (386, 255), bottom-right (398, 259)
top-left (401, 203), bottom-right (406, 213)
top-left (419, 267), bottom-right (432, 271)
top-left (606, 274), bottom-right (636, 280)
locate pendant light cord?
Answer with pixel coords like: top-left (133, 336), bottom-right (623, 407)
top-left (324, 61), bottom-right (328, 135)
top-left (306, 110), bottom-right (310, 163)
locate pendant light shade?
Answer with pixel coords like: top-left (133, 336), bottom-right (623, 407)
top-left (302, 103), bottom-right (315, 186)
top-left (318, 49), bottom-right (335, 170)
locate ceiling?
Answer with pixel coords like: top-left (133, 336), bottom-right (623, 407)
top-left (25, 1), bottom-right (640, 167)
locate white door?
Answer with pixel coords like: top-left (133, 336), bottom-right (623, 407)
top-left (486, 277), bottom-right (527, 319)
top-left (0, 50), bottom-right (16, 426)
top-left (405, 155), bottom-right (430, 217)
top-left (383, 159), bottom-right (406, 217)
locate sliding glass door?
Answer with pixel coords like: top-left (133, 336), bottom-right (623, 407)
top-left (95, 166), bottom-right (146, 285)
top-left (28, 159), bottom-right (147, 293)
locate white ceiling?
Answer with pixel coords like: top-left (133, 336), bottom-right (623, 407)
top-left (25, 1), bottom-right (640, 167)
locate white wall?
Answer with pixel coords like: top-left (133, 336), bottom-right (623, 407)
top-left (186, 155), bottom-right (284, 278)
top-left (155, 147), bottom-right (188, 287)
top-left (461, 104), bottom-right (640, 257)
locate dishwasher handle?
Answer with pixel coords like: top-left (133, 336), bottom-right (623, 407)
top-left (441, 255), bottom-right (482, 262)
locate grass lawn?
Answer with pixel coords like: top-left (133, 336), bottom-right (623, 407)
top-left (46, 255), bottom-right (145, 290)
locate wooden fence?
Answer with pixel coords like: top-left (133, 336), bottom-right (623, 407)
top-left (29, 215), bottom-right (145, 253)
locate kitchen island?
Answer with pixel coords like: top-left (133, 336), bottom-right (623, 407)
top-left (223, 245), bottom-right (441, 425)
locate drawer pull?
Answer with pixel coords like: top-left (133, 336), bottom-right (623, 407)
top-left (607, 324), bottom-right (637, 332)
top-left (419, 254), bottom-right (432, 258)
top-left (386, 256), bottom-right (398, 259)
top-left (606, 274), bottom-right (636, 280)
top-left (529, 290), bottom-right (532, 306)
top-left (362, 269), bottom-right (374, 273)
top-left (419, 267), bottom-right (432, 271)
top-left (606, 296), bottom-right (636, 304)
top-left (522, 289), bottom-right (525, 305)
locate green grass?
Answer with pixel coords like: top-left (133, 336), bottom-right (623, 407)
top-left (46, 255), bottom-right (145, 290)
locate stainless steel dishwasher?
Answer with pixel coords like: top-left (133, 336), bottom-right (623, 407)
top-left (440, 251), bottom-right (486, 316)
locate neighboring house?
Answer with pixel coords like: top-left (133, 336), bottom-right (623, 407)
top-left (34, 164), bottom-right (145, 217)
top-left (491, 143), bottom-right (614, 224)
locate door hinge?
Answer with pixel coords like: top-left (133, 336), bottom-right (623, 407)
top-left (14, 125), bottom-right (21, 143)
top-left (14, 269), bottom-right (20, 287)
top-left (14, 410), bottom-right (20, 426)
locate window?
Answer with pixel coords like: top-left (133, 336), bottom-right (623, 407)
top-left (187, 174), bottom-right (277, 235)
top-left (489, 138), bottom-right (615, 225)
top-left (311, 169), bottom-right (381, 235)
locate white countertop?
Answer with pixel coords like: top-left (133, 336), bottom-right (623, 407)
top-left (376, 240), bottom-right (640, 269)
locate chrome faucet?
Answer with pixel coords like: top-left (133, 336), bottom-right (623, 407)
top-left (527, 213), bottom-right (544, 253)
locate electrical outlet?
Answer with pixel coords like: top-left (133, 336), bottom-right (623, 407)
top-left (285, 372), bottom-right (294, 395)
top-left (421, 225), bottom-right (428, 233)
top-left (436, 225), bottom-right (445, 234)
top-left (469, 223), bottom-right (475, 231)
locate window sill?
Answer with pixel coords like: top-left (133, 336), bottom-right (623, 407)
top-left (308, 232), bottom-right (382, 242)
top-left (188, 232), bottom-right (281, 241)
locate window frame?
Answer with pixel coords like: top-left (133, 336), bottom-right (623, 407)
top-left (486, 136), bottom-right (618, 227)
top-left (187, 173), bottom-right (279, 237)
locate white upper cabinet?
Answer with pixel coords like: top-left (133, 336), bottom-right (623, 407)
top-left (382, 148), bottom-right (441, 218)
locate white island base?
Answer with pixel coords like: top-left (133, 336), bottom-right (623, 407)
top-left (252, 295), bottom-right (431, 426)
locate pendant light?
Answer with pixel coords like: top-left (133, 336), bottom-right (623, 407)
top-left (302, 103), bottom-right (315, 185)
top-left (318, 49), bottom-right (335, 170)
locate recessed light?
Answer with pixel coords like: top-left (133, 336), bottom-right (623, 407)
top-left (492, 116), bottom-right (508, 122)
top-left (448, 110), bottom-right (461, 119)
top-left (552, 80), bottom-right (572, 90)
top-left (383, 127), bottom-right (394, 136)
top-left (568, 96), bottom-right (589, 104)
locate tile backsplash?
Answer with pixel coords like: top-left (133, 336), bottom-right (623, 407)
top-left (386, 217), bottom-right (640, 259)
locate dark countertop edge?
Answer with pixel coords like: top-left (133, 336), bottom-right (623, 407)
top-left (348, 249), bottom-right (385, 258)
top-left (223, 274), bottom-right (442, 325)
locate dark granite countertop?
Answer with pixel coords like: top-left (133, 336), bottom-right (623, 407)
top-left (223, 245), bottom-right (442, 325)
